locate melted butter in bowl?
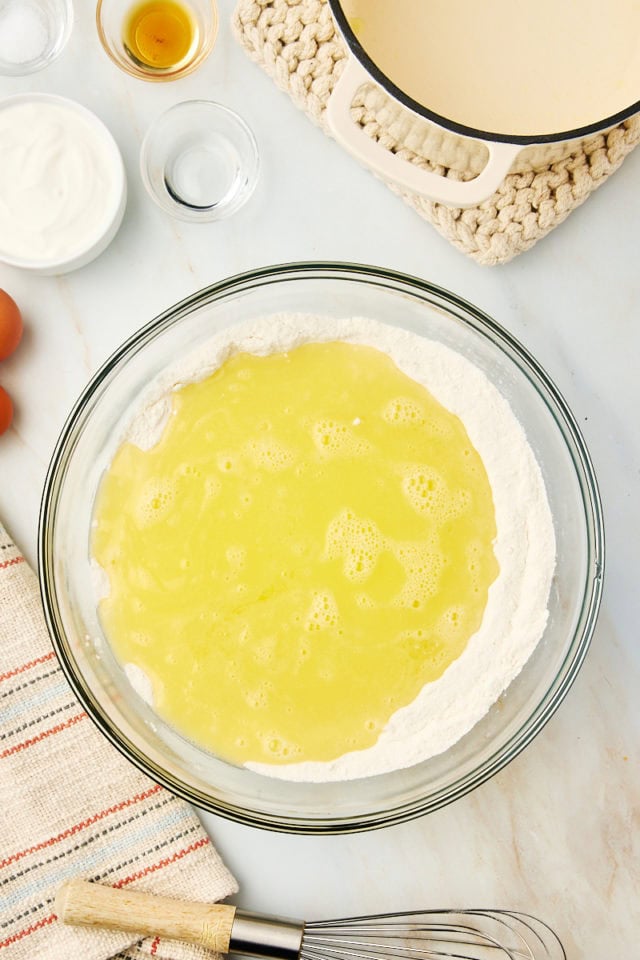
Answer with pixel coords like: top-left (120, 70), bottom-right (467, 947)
top-left (91, 315), bottom-right (554, 782)
top-left (93, 341), bottom-right (499, 769)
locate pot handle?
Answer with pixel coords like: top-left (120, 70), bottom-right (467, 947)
top-left (326, 57), bottom-right (520, 207)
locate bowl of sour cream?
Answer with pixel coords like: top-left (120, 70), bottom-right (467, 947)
top-left (0, 94), bottom-right (127, 275)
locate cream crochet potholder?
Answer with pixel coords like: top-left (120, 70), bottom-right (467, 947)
top-left (233, 0), bottom-right (640, 266)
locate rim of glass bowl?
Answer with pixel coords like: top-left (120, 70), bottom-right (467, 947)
top-left (39, 262), bottom-right (604, 834)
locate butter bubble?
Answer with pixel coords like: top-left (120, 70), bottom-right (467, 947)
top-left (217, 452), bottom-right (237, 473)
top-left (311, 419), bottom-right (370, 458)
top-left (261, 734), bottom-right (302, 760)
top-left (325, 509), bottom-right (384, 582)
top-left (391, 539), bottom-right (443, 610)
top-left (305, 590), bottom-right (339, 632)
top-left (382, 397), bottom-right (426, 425)
top-left (134, 478), bottom-right (176, 526)
top-left (401, 467), bottom-right (447, 517)
top-left (245, 437), bottom-right (295, 471)
top-left (226, 545), bottom-right (246, 570)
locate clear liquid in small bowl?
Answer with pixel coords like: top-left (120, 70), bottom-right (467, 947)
top-left (164, 135), bottom-right (244, 212)
top-left (140, 100), bottom-right (259, 222)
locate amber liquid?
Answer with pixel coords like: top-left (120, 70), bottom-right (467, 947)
top-left (123, 0), bottom-right (196, 70)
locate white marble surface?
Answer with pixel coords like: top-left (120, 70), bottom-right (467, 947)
top-left (1, 3), bottom-right (638, 957)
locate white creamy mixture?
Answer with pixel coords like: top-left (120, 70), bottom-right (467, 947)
top-left (103, 313), bottom-right (556, 782)
top-left (0, 101), bottom-right (119, 263)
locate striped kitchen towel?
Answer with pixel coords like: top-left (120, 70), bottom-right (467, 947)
top-left (0, 520), bottom-right (238, 960)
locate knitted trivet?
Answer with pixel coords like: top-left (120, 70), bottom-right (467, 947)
top-left (233, 0), bottom-right (640, 265)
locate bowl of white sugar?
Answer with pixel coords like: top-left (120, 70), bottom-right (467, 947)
top-left (0, 0), bottom-right (73, 76)
top-left (0, 94), bottom-right (127, 275)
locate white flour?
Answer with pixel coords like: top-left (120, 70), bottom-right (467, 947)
top-left (105, 313), bottom-right (555, 781)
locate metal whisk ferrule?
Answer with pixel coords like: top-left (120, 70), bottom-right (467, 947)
top-left (230, 911), bottom-right (304, 960)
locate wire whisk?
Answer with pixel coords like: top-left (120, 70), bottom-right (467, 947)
top-left (302, 910), bottom-right (566, 960)
top-left (56, 881), bottom-right (566, 960)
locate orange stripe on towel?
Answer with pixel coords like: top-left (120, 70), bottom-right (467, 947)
top-left (0, 713), bottom-right (86, 758)
top-left (115, 837), bottom-right (211, 887)
top-left (0, 651), bottom-right (56, 683)
top-left (0, 784), bottom-right (163, 869)
top-left (0, 913), bottom-right (56, 950)
top-left (0, 555), bottom-right (25, 571)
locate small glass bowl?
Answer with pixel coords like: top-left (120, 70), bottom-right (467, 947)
top-left (140, 100), bottom-right (259, 221)
top-left (0, 0), bottom-right (73, 76)
top-left (96, 0), bottom-right (217, 82)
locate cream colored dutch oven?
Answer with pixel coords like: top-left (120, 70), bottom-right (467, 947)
top-left (326, 0), bottom-right (640, 207)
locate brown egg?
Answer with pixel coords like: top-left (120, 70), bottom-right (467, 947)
top-left (0, 289), bottom-right (23, 361)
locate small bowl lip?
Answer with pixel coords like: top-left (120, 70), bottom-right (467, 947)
top-left (139, 99), bottom-right (260, 222)
top-left (38, 262), bottom-right (605, 834)
top-left (0, 0), bottom-right (74, 77)
top-left (95, 0), bottom-right (218, 82)
top-left (0, 92), bottom-right (127, 273)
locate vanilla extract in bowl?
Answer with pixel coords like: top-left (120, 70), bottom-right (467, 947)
top-left (96, 0), bottom-right (217, 81)
top-left (123, 0), bottom-right (197, 70)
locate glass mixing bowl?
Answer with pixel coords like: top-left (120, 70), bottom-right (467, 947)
top-left (39, 263), bottom-right (604, 834)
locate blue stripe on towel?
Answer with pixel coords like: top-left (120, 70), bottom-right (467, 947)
top-left (0, 675), bottom-right (73, 729)
top-left (1, 801), bottom-right (194, 915)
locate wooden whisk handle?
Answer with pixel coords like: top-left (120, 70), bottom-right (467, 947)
top-left (55, 879), bottom-right (237, 952)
